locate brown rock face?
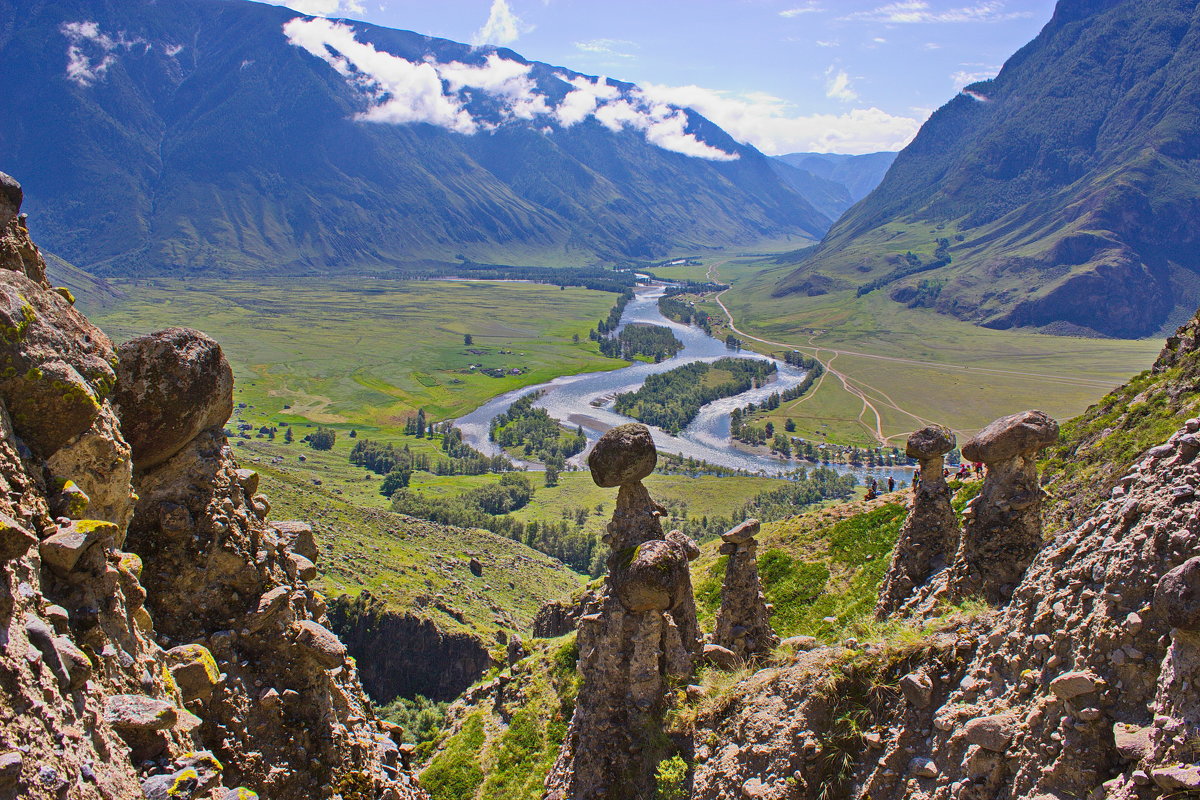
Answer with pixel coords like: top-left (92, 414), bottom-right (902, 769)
top-left (546, 428), bottom-right (699, 800)
top-left (713, 519), bottom-right (779, 660)
top-left (876, 425), bottom-right (961, 617)
top-left (1155, 557), bottom-right (1200, 631)
top-left (113, 327), bottom-right (234, 471)
top-left (587, 423), bottom-right (657, 487)
top-left (0, 271), bottom-right (117, 458)
top-left (946, 410), bottom-right (1059, 604)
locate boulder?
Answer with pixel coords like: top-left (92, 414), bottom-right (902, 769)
top-left (0, 750), bottom-right (22, 788)
top-left (0, 172), bottom-right (21, 222)
top-left (166, 644), bottom-right (221, 703)
top-left (721, 519), bottom-right (760, 545)
top-left (113, 327), bottom-right (234, 470)
top-left (962, 714), bottom-right (1015, 752)
top-left (587, 424), bottom-right (656, 487)
top-left (50, 480), bottom-right (90, 519)
top-left (961, 410), bottom-right (1059, 464)
top-left (0, 271), bottom-right (117, 457)
top-left (234, 468), bottom-right (259, 496)
top-left (287, 552), bottom-right (318, 582)
top-left (103, 695), bottom-right (178, 732)
top-left (1152, 765), bottom-right (1200, 792)
top-left (900, 671), bottom-right (934, 708)
top-left (39, 520), bottom-right (118, 575)
top-left (1112, 723), bottom-right (1152, 762)
top-left (272, 520), bottom-right (319, 563)
top-left (1049, 671), bottom-right (1097, 700)
top-left (614, 540), bottom-right (684, 612)
top-left (1155, 556), bottom-right (1200, 630)
top-left (0, 513), bottom-right (36, 561)
top-left (703, 643), bottom-right (739, 670)
top-left (469, 557), bottom-right (484, 577)
top-left (293, 620), bottom-right (346, 669)
top-left (907, 424), bottom-right (956, 460)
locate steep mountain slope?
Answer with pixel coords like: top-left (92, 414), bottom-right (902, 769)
top-left (772, 151), bottom-right (898, 204)
top-left (775, 0), bottom-right (1200, 338)
top-left (0, 0), bottom-right (828, 276)
top-left (767, 159), bottom-right (856, 222)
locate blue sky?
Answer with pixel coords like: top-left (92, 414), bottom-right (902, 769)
top-left (261, 0), bottom-right (1059, 154)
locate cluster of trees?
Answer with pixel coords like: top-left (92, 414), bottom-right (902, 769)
top-left (614, 358), bottom-right (777, 434)
top-left (434, 427), bottom-right (514, 476)
top-left (304, 427), bottom-right (336, 450)
top-left (389, 475), bottom-right (598, 573)
top-left (657, 296), bottom-right (712, 334)
top-left (404, 409), bottom-right (436, 439)
top-left (489, 394), bottom-right (588, 464)
top-left (725, 334), bottom-right (743, 350)
top-left (671, 467), bottom-right (858, 543)
top-left (439, 262), bottom-right (639, 294)
top-left (729, 357), bottom-right (823, 447)
top-left (857, 239), bottom-right (953, 298)
top-left (593, 289), bottom-right (635, 336)
top-left (349, 439), bottom-right (435, 495)
top-left (595, 323), bottom-right (683, 362)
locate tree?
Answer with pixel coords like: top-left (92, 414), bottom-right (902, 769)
top-left (284, 426), bottom-right (294, 444)
top-left (764, 422), bottom-right (775, 438)
top-left (464, 334), bottom-right (473, 346)
top-left (307, 427), bottom-right (336, 451)
top-left (785, 418), bottom-right (796, 432)
top-left (544, 463), bottom-right (560, 487)
top-left (381, 467), bottom-right (412, 496)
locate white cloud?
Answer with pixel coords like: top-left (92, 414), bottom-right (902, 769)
top-left (951, 65), bottom-right (999, 89)
top-left (262, 0), bottom-right (366, 16)
top-left (816, 39), bottom-right (839, 47)
top-left (825, 68), bottom-right (858, 102)
top-left (574, 38), bottom-right (637, 59)
top-left (284, 17), bottom-right (476, 132)
top-left (473, 0), bottom-right (524, 46)
top-left (842, 1), bottom-right (1030, 23)
top-left (283, 18), bottom-right (738, 160)
top-left (165, 43), bottom-right (184, 57)
top-left (60, 20), bottom-right (146, 87)
top-left (640, 83), bottom-right (922, 155)
top-left (780, 2), bottom-right (822, 16)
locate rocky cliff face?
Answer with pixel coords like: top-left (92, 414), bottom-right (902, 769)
top-left (328, 592), bottom-right (493, 704)
top-left (0, 174), bottom-right (426, 800)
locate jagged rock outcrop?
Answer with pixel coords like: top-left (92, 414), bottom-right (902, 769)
top-left (945, 410), bottom-right (1059, 604)
top-left (545, 424), bottom-right (700, 800)
top-left (713, 519), bottom-right (778, 660)
top-left (875, 425), bottom-right (960, 618)
top-left (690, 409), bottom-right (1200, 800)
top-left (0, 176), bottom-right (425, 800)
top-left (533, 586), bottom-right (601, 639)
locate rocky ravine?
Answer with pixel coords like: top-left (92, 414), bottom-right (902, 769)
top-left (0, 173), bottom-right (426, 799)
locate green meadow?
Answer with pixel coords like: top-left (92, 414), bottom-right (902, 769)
top-left (86, 277), bottom-right (624, 425)
top-left (693, 258), bottom-right (1162, 447)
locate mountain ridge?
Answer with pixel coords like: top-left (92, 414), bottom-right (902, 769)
top-left (0, 0), bottom-right (830, 276)
top-left (773, 0), bottom-right (1200, 339)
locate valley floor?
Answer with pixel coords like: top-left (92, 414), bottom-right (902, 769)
top-left (686, 257), bottom-right (1162, 447)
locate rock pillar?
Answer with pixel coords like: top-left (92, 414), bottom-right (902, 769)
top-left (946, 410), bottom-right (1058, 604)
top-left (545, 424), bottom-right (700, 800)
top-left (876, 425), bottom-right (960, 617)
top-left (713, 519), bottom-right (778, 660)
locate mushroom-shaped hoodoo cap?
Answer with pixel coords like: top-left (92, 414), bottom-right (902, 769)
top-left (721, 519), bottom-right (760, 544)
top-left (961, 410), bottom-right (1058, 464)
top-left (0, 172), bottom-right (21, 221)
top-left (587, 423), bottom-right (657, 488)
top-left (906, 425), bottom-right (956, 460)
top-left (1155, 556), bottom-right (1200, 631)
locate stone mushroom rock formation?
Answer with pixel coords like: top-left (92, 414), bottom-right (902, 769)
top-left (945, 410), bottom-right (1058, 604)
top-left (545, 424), bottom-right (701, 800)
top-left (713, 519), bottom-right (779, 660)
top-left (876, 424), bottom-right (961, 617)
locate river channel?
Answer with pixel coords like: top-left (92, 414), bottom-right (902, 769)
top-left (454, 284), bottom-right (913, 484)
